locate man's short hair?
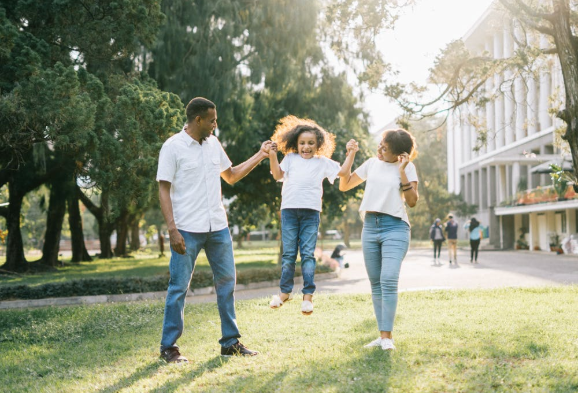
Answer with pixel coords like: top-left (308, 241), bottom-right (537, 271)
top-left (186, 97), bottom-right (216, 122)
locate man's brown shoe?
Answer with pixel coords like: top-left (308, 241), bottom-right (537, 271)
top-left (160, 347), bottom-right (188, 363)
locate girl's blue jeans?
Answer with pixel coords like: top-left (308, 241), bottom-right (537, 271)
top-left (280, 208), bottom-right (320, 295)
top-left (362, 212), bottom-right (410, 332)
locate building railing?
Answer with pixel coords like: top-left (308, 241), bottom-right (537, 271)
top-left (503, 184), bottom-right (578, 207)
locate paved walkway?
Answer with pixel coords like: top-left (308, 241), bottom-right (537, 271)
top-left (185, 247), bottom-right (577, 304)
top-left (1, 248), bottom-right (576, 309)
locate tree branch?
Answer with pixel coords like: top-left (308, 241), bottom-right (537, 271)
top-left (499, 0), bottom-right (555, 36)
top-left (78, 187), bottom-right (102, 219)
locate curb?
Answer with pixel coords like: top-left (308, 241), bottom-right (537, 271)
top-left (0, 272), bottom-right (339, 310)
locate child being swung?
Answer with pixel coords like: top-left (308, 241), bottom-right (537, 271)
top-left (268, 115), bottom-right (357, 315)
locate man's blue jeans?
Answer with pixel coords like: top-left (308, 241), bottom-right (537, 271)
top-left (362, 213), bottom-right (410, 332)
top-left (280, 208), bottom-right (320, 295)
top-left (160, 228), bottom-right (240, 351)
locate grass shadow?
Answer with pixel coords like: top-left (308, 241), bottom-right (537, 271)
top-left (96, 361), bottom-right (164, 393)
top-left (149, 356), bottom-right (229, 393)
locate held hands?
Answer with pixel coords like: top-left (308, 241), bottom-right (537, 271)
top-left (260, 141), bottom-right (275, 157)
top-left (346, 139), bottom-right (359, 156)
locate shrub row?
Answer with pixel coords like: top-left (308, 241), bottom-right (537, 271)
top-left (0, 265), bottom-right (332, 301)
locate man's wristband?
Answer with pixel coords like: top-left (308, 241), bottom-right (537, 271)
top-left (400, 182), bottom-right (411, 189)
top-left (402, 186), bottom-right (413, 192)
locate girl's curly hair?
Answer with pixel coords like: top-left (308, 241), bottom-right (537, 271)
top-left (271, 115), bottom-right (336, 158)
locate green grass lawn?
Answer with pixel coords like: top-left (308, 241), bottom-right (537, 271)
top-left (0, 248), bottom-right (281, 287)
top-left (0, 286), bottom-right (576, 392)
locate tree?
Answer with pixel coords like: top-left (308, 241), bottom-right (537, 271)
top-left (0, 0), bottom-right (174, 270)
top-left (385, 0), bottom-right (578, 180)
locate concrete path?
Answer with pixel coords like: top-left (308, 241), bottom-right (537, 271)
top-left (185, 247), bottom-right (577, 304)
top-left (1, 248), bottom-right (576, 309)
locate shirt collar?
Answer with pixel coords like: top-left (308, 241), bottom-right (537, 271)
top-left (179, 127), bottom-right (200, 146)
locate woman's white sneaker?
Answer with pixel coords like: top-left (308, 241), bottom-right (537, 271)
top-left (364, 337), bottom-right (383, 348)
top-left (381, 338), bottom-right (396, 351)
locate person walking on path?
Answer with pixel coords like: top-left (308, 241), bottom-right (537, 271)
top-left (156, 97), bottom-right (270, 363)
top-left (338, 128), bottom-right (419, 351)
top-left (464, 217), bottom-right (484, 263)
top-left (445, 214), bottom-right (459, 264)
top-left (429, 218), bottom-right (445, 262)
top-left (267, 115), bottom-right (357, 315)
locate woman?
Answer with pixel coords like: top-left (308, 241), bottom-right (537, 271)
top-left (465, 218), bottom-right (484, 263)
top-left (429, 218), bottom-right (445, 261)
top-left (339, 129), bottom-right (418, 351)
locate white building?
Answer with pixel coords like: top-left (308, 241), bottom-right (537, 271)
top-left (447, 3), bottom-right (577, 252)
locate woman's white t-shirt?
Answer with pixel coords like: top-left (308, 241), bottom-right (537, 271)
top-left (279, 153), bottom-right (341, 212)
top-left (354, 157), bottom-right (419, 226)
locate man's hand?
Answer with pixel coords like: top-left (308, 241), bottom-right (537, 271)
top-left (346, 139), bottom-right (359, 156)
top-left (169, 228), bottom-right (186, 255)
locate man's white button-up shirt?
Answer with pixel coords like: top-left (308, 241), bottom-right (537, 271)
top-left (156, 129), bottom-right (232, 233)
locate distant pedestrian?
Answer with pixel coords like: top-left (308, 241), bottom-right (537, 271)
top-left (445, 214), bottom-right (459, 264)
top-left (429, 218), bottom-right (445, 261)
top-left (464, 217), bottom-right (484, 263)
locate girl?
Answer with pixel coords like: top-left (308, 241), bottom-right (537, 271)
top-left (339, 128), bottom-right (418, 351)
top-left (268, 115), bottom-right (356, 315)
top-left (465, 217), bottom-right (484, 263)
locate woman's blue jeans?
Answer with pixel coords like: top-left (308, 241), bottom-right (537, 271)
top-left (160, 228), bottom-right (240, 351)
top-left (280, 208), bottom-right (320, 295)
top-left (362, 213), bottom-right (410, 332)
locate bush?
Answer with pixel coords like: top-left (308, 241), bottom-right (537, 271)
top-left (0, 265), bottom-right (333, 301)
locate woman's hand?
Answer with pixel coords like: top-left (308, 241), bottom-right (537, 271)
top-left (398, 152), bottom-right (410, 171)
top-left (346, 139), bottom-right (359, 156)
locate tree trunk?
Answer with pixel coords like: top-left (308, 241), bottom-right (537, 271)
top-left (129, 215), bottom-right (141, 251)
top-left (157, 227), bottom-right (165, 256)
top-left (99, 221), bottom-right (114, 259)
top-left (342, 214), bottom-right (351, 248)
top-left (114, 209), bottom-right (129, 257)
top-left (68, 186), bottom-right (92, 263)
top-left (39, 175), bottom-right (67, 267)
top-left (552, 0), bottom-right (578, 180)
top-left (1, 184), bottom-right (28, 272)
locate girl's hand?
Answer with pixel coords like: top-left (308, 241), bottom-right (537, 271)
top-left (270, 142), bottom-right (278, 153)
top-left (346, 139), bottom-right (359, 155)
top-left (398, 152), bottom-right (410, 170)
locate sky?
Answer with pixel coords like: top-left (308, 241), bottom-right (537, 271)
top-left (365, 0), bottom-right (495, 133)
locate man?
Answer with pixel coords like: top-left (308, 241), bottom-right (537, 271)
top-left (445, 214), bottom-right (459, 264)
top-left (157, 97), bottom-right (271, 362)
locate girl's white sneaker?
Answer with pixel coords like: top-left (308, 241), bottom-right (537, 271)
top-left (301, 300), bottom-right (313, 315)
top-left (381, 338), bottom-right (396, 351)
top-left (364, 337), bottom-right (383, 348)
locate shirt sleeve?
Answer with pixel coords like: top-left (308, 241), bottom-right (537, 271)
top-left (156, 143), bottom-right (176, 183)
top-left (353, 158), bottom-right (372, 181)
top-left (405, 162), bottom-right (419, 183)
top-left (323, 158), bottom-right (341, 185)
top-left (215, 137), bottom-right (232, 171)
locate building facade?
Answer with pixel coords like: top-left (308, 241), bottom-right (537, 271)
top-left (447, 4), bottom-right (577, 253)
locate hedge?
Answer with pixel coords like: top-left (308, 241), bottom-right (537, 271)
top-left (0, 265), bottom-right (332, 301)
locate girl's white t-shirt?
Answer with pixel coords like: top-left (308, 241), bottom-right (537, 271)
top-left (279, 153), bottom-right (341, 211)
top-left (354, 157), bottom-right (419, 226)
